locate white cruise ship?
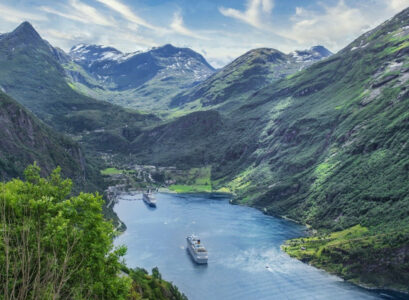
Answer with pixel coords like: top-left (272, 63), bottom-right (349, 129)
top-left (186, 234), bottom-right (208, 264)
top-left (142, 190), bottom-right (156, 207)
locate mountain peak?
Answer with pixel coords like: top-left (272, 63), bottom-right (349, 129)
top-left (7, 21), bottom-right (44, 47)
top-left (12, 21), bottom-right (41, 39)
top-left (159, 44), bottom-right (176, 50)
top-left (69, 43), bottom-right (123, 63)
top-left (15, 21), bottom-right (34, 29)
top-left (150, 44), bottom-right (215, 71)
top-left (70, 43), bottom-right (122, 54)
top-left (290, 45), bottom-right (332, 62)
top-left (310, 45), bottom-right (332, 57)
top-left (151, 44), bottom-right (183, 55)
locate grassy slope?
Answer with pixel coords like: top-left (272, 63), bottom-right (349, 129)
top-left (282, 225), bottom-right (409, 291)
top-left (168, 166), bottom-right (212, 193)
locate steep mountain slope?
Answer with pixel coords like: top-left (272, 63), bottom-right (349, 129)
top-left (130, 110), bottom-right (227, 167)
top-left (129, 8), bottom-right (409, 291)
top-left (65, 43), bottom-right (215, 111)
top-left (0, 90), bottom-right (92, 189)
top-left (0, 22), bottom-right (159, 153)
top-left (225, 9), bottom-right (409, 290)
top-left (170, 46), bottom-right (332, 112)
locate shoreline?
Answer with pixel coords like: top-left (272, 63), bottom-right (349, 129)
top-left (110, 189), bottom-right (409, 298)
top-left (280, 243), bottom-right (409, 297)
top-left (310, 259), bottom-right (409, 297)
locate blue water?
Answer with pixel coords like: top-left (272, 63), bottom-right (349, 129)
top-left (114, 193), bottom-right (404, 300)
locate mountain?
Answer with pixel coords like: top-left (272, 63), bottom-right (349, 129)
top-left (0, 90), bottom-right (91, 188)
top-left (170, 46), bottom-right (332, 111)
top-left (0, 21), bottom-right (44, 47)
top-left (129, 8), bottom-right (409, 291)
top-left (289, 45), bottom-right (333, 62)
top-left (0, 22), bottom-right (159, 154)
top-left (0, 21), bottom-right (73, 122)
top-left (64, 43), bottom-right (215, 111)
top-left (69, 43), bottom-right (123, 64)
top-left (130, 110), bottom-right (226, 167)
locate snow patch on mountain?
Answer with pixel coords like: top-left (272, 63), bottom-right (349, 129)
top-left (68, 43), bottom-right (215, 92)
top-left (290, 45), bottom-right (332, 63)
top-left (69, 44), bottom-right (123, 64)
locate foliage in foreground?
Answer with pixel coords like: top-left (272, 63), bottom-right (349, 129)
top-left (125, 267), bottom-right (188, 300)
top-left (0, 164), bottom-right (131, 299)
top-left (0, 164), bottom-right (187, 300)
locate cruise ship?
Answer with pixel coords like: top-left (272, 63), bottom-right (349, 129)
top-left (186, 234), bottom-right (208, 264)
top-left (142, 190), bottom-right (156, 207)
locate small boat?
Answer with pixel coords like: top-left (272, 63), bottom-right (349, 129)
top-left (143, 190), bottom-right (156, 207)
top-left (186, 234), bottom-right (208, 264)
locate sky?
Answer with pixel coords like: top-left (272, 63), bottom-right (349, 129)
top-left (1, 0), bottom-right (409, 67)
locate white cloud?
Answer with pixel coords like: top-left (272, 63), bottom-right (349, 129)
top-left (95, 0), bottom-right (158, 30)
top-left (40, 0), bottom-right (114, 27)
top-left (387, 0), bottom-right (409, 12)
top-left (219, 0), bottom-right (274, 29)
top-left (280, 0), bottom-right (409, 52)
top-left (41, 23), bottom-right (156, 53)
top-left (69, 0), bottom-right (113, 26)
top-left (0, 3), bottom-right (47, 23)
top-left (260, 0), bottom-right (274, 13)
top-left (170, 12), bottom-right (207, 40)
top-left (37, 0), bottom-right (160, 51)
top-left (281, 1), bottom-right (373, 51)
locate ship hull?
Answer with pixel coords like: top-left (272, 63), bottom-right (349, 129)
top-left (143, 194), bottom-right (156, 207)
top-left (187, 243), bottom-right (208, 264)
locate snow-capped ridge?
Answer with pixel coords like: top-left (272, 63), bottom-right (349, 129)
top-left (67, 42), bottom-right (215, 92)
top-left (69, 44), bottom-right (124, 64)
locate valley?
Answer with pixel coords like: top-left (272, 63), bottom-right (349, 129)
top-left (65, 43), bottom-right (215, 112)
top-left (1, 5), bottom-right (409, 298)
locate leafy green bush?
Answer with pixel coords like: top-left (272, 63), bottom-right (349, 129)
top-left (0, 164), bottom-right (131, 299)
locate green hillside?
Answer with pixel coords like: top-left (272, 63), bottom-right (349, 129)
top-left (0, 22), bottom-right (159, 154)
top-left (0, 90), bottom-right (101, 192)
top-left (169, 47), bottom-right (331, 114)
top-left (225, 8), bottom-right (409, 290)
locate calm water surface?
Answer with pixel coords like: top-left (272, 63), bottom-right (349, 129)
top-left (114, 193), bottom-right (405, 300)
